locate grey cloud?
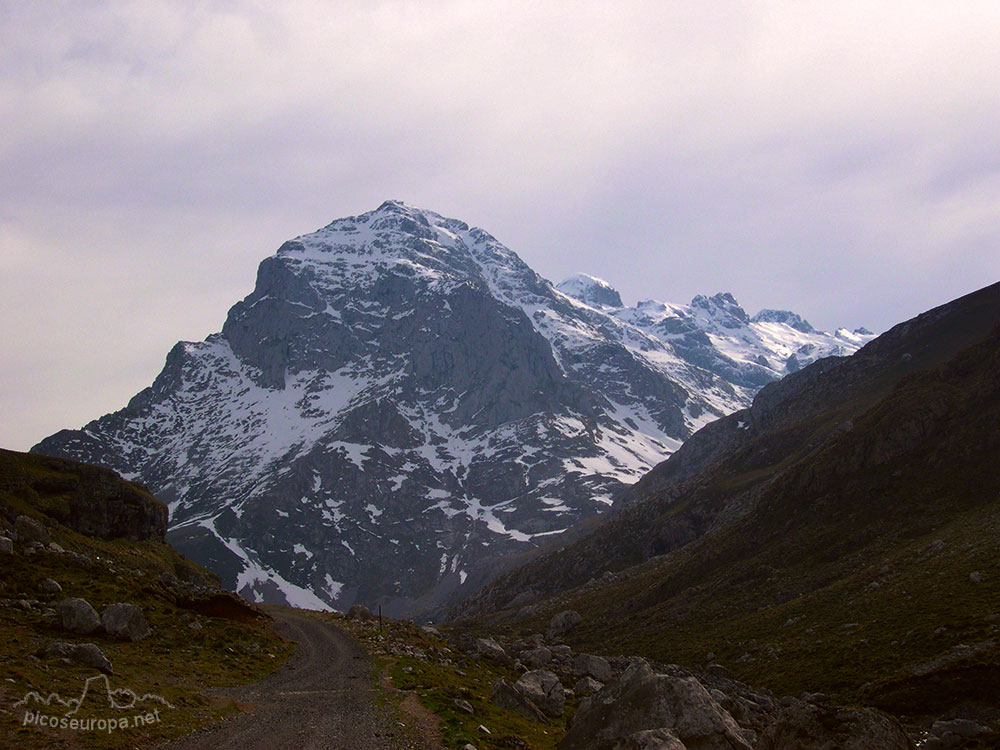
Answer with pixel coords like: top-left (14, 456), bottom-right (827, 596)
top-left (2, 0), bottom-right (999, 449)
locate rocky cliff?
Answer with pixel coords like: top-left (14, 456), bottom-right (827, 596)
top-left (0, 449), bottom-right (166, 542)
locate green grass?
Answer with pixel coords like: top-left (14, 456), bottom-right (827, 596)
top-left (332, 614), bottom-right (575, 749)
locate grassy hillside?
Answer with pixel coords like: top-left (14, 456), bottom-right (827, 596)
top-left (0, 449), bottom-right (293, 748)
top-left (454, 290), bottom-right (1000, 736)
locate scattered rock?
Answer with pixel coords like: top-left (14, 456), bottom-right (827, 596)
top-left (574, 676), bottom-right (604, 694)
top-left (420, 625), bottom-right (441, 637)
top-left (705, 663), bottom-right (729, 679)
top-left (15, 515), bottom-right (50, 545)
top-left (39, 578), bottom-right (62, 595)
top-left (515, 669), bottom-right (565, 718)
top-left (347, 604), bottom-right (376, 621)
top-left (756, 701), bottom-right (909, 749)
top-left (453, 698), bottom-right (475, 715)
top-left (0, 536), bottom-right (13, 555)
top-left (523, 646), bottom-right (553, 669)
top-left (56, 598), bottom-right (102, 634)
top-left (101, 603), bottom-right (151, 641)
top-left (43, 641), bottom-right (112, 674)
top-left (930, 718), bottom-right (990, 739)
top-left (799, 692), bottom-right (827, 704)
top-left (617, 728), bottom-right (686, 749)
top-left (188, 620), bottom-right (203, 630)
top-left (970, 571), bottom-right (983, 583)
top-left (48, 542), bottom-right (64, 554)
top-left (71, 643), bottom-right (114, 674)
top-left (548, 610), bottom-right (582, 640)
top-left (490, 678), bottom-right (547, 722)
top-left (574, 653), bottom-right (614, 683)
top-left (558, 659), bottom-right (751, 750)
top-left (475, 637), bottom-right (509, 664)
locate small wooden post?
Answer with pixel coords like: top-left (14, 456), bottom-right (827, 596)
top-left (378, 604), bottom-right (383, 635)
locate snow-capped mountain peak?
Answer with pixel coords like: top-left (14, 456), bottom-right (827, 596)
top-left (751, 308), bottom-right (815, 333)
top-left (556, 273), bottom-right (624, 309)
top-left (34, 203), bottom-right (875, 618)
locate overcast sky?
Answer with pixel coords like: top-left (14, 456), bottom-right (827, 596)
top-left (2, 1), bottom-right (999, 451)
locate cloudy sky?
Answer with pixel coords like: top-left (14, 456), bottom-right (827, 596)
top-left (2, 1), bottom-right (999, 451)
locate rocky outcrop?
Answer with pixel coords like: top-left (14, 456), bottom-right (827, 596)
top-left (515, 669), bottom-right (565, 717)
top-left (559, 659), bottom-right (752, 750)
top-left (548, 610), bottom-right (583, 640)
top-left (755, 701), bottom-right (911, 750)
top-left (490, 677), bottom-right (547, 722)
top-left (474, 637), bottom-right (509, 665)
top-left (14, 515), bottom-right (50, 544)
top-left (0, 450), bottom-right (166, 542)
top-left (347, 604), bottom-right (376, 621)
top-left (101, 603), bottom-right (151, 641)
top-left (56, 597), bottom-right (101, 635)
top-left (557, 657), bottom-right (914, 750)
top-left (574, 653), bottom-right (614, 683)
top-left (44, 641), bottom-right (113, 674)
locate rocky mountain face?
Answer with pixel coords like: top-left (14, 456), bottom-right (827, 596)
top-left (33, 201), bottom-right (871, 617)
top-left (450, 282), bottom-right (1000, 734)
top-left (454, 281), bottom-right (1000, 614)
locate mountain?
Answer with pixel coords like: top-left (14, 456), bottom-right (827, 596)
top-left (33, 201), bottom-right (871, 617)
top-left (449, 282), bottom-right (1000, 725)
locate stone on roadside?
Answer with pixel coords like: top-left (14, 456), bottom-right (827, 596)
top-left (44, 641), bottom-right (112, 674)
top-left (15, 515), bottom-right (50, 545)
top-left (347, 604), bottom-right (376, 621)
top-left (101, 603), bottom-right (151, 641)
top-left (453, 698), bottom-right (475, 715)
top-left (56, 598), bottom-right (102, 634)
top-left (71, 643), bottom-right (114, 674)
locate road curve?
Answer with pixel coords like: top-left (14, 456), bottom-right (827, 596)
top-left (161, 609), bottom-right (432, 750)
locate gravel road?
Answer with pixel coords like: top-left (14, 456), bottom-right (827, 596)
top-left (161, 609), bottom-right (436, 750)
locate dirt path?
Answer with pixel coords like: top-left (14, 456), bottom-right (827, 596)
top-left (161, 609), bottom-right (438, 750)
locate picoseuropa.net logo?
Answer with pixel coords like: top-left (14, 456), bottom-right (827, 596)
top-left (14, 674), bottom-right (175, 734)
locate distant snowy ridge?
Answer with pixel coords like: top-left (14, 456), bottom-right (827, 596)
top-left (34, 201), bottom-right (875, 617)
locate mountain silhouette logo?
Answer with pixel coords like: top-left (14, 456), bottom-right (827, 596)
top-left (14, 674), bottom-right (175, 717)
